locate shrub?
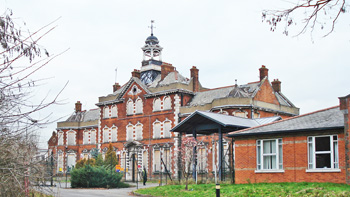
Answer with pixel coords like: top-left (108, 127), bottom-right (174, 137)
top-left (75, 158), bottom-right (96, 169)
top-left (70, 165), bottom-right (124, 188)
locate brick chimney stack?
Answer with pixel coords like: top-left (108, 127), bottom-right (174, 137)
top-left (161, 62), bottom-right (175, 80)
top-left (75, 101), bottom-right (82, 112)
top-left (190, 66), bottom-right (199, 92)
top-left (131, 69), bottom-right (141, 79)
top-left (113, 83), bottom-right (121, 92)
top-left (271, 79), bottom-right (281, 92)
top-left (339, 94), bottom-right (350, 184)
top-left (259, 65), bottom-right (269, 81)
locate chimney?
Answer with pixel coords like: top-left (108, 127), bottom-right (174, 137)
top-left (190, 66), bottom-right (199, 92)
top-left (113, 83), bottom-right (121, 92)
top-left (161, 62), bottom-right (175, 80)
top-left (339, 94), bottom-right (350, 184)
top-left (271, 79), bottom-right (281, 92)
top-left (131, 69), bottom-right (141, 79)
top-left (75, 101), bottom-right (82, 112)
top-left (259, 65), bottom-right (269, 81)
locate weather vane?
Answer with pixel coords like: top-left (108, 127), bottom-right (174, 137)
top-left (149, 20), bottom-right (155, 36)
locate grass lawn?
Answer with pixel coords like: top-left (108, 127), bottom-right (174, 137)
top-left (135, 182), bottom-right (350, 196)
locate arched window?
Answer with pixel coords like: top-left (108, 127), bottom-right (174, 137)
top-left (135, 97), bottom-right (143, 114)
top-left (103, 106), bottom-right (109, 118)
top-left (103, 127), bottom-right (109, 143)
top-left (153, 98), bottom-right (161, 112)
top-left (126, 124), bottom-right (133, 141)
top-left (163, 121), bottom-right (172, 138)
top-left (83, 130), bottom-right (89, 145)
top-left (127, 99), bottom-right (134, 115)
top-left (90, 130), bottom-right (96, 144)
top-left (153, 121), bottom-right (161, 139)
top-left (163, 96), bottom-right (171, 110)
top-left (58, 131), bottom-right (64, 146)
top-left (135, 123), bottom-right (143, 140)
top-left (153, 149), bottom-right (160, 172)
top-left (111, 126), bottom-right (118, 142)
top-left (57, 151), bottom-right (64, 172)
top-left (67, 130), bottom-right (76, 145)
top-left (111, 105), bottom-right (118, 117)
top-left (67, 154), bottom-right (76, 170)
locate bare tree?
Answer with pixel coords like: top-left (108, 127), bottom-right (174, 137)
top-left (179, 137), bottom-right (197, 190)
top-left (0, 9), bottom-right (65, 196)
top-left (262, 0), bottom-right (348, 36)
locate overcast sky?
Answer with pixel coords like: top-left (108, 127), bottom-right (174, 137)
top-left (2, 0), bottom-right (350, 148)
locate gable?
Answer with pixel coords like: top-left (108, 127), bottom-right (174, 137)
top-left (253, 79), bottom-right (279, 105)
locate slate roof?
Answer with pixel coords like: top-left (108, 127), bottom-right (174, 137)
top-left (188, 82), bottom-right (261, 106)
top-left (171, 110), bottom-right (281, 134)
top-left (148, 71), bottom-right (190, 88)
top-left (188, 78), bottom-right (295, 108)
top-left (227, 106), bottom-right (343, 137)
top-left (65, 108), bottom-right (99, 122)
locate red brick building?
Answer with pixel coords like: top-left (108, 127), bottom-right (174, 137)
top-left (48, 30), bottom-right (299, 181)
top-left (228, 94), bottom-right (350, 184)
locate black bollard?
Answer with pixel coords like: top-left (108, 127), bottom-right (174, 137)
top-left (216, 183), bottom-right (220, 197)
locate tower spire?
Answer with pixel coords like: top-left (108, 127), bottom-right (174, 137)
top-left (149, 20), bottom-right (155, 36)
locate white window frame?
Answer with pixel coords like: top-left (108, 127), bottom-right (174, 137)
top-left (153, 98), bottom-right (161, 112)
top-left (255, 138), bottom-right (284, 173)
top-left (67, 130), bottom-right (76, 146)
top-left (90, 129), bottom-right (96, 144)
top-left (58, 131), bottom-right (64, 146)
top-left (103, 127), bottom-right (109, 143)
top-left (135, 97), bottom-right (143, 114)
top-left (111, 105), bottom-right (118, 117)
top-left (127, 99), bottom-right (134, 115)
top-left (103, 106), bottom-right (109, 119)
top-left (83, 130), bottom-right (89, 145)
top-left (306, 135), bottom-right (340, 173)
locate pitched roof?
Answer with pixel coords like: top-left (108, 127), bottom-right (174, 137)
top-left (148, 71), bottom-right (189, 88)
top-left (65, 108), bottom-right (100, 122)
top-left (171, 110), bottom-right (280, 134)
top-left (188, 82), bottom-right (260, 106)
top-left (227, 106), bottom-right (343, 137)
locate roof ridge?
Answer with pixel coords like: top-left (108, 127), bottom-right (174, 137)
top-left (228, 105), bottom-right (339, 135)
top-left (200, 85), bottom-right (236, 92)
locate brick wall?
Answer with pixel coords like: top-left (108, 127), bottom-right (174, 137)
top-left (234, 131), bottom-right (346, 184)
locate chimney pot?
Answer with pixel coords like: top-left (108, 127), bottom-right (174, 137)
top-left (113, 83), bottom-right (121, 92)
top-left (271, 79), bottom-right (281, 92)
top-left (259, 65), bottom-right (269, 81)
top-left (161, 62), bottom-right (175, 80)
top-left (190, 66), bottom-right (199, 92)
top-left (75, 101), bottom-right (82, 112)
top-left (131, 69), bottom-right (141, 78)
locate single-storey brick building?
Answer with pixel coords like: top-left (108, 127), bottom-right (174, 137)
top-left (227, 94), bottom-right (350, 184)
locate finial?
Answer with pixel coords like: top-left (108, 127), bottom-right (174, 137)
top-left (149, 20), bottom-right (155, 36)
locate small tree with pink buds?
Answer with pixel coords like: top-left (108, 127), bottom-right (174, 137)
top-left (179, 137), bottom-right (197, 190)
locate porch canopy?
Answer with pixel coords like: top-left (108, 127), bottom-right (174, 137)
top-left (171, 110), bottom-right (270, 181)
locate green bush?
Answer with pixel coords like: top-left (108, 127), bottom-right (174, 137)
top-left (70, 165), bottom-right (124, 188)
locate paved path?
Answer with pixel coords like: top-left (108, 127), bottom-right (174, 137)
top-left (42, 182), bottom-right (159, 197)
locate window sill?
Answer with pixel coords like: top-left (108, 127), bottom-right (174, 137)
top-left (306, 169), bottom-right (341, 173)
top-left (255, 169), bottom-right (285, 173)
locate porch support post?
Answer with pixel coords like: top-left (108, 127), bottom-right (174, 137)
top-left (192, 128), bottom-right (197, 180)
top-left (218, 127), bottom-right (223, 181)
top-left (178, 131), bottom-right (183, 182)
